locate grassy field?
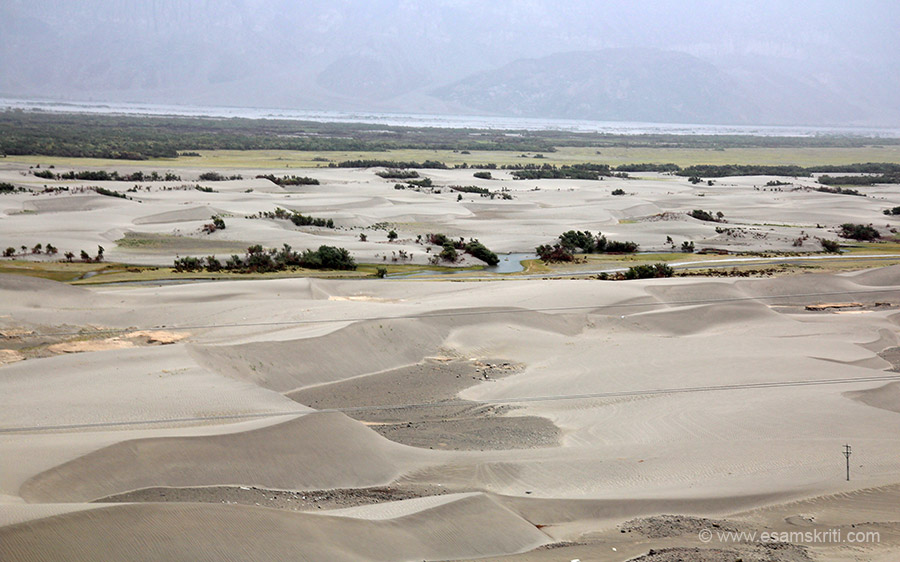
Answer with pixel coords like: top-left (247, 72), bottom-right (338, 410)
top-left (0, 260), bottom-right (120, 282)
top-left (6, 144), bottom-right (900, 170)
top-left (115, 232), bottom-right (252, 255)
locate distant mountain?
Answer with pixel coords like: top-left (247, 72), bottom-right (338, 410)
top-left (431, 49), bottom-right (896, 127)
top-left (3, 1), bottom-right (898, 127)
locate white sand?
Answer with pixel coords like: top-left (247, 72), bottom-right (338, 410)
top-left (3, 164), bottom-right (897, 266)
top-left (1, 160), bottom-right (900, 560)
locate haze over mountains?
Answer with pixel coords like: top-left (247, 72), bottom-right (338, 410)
top-left (2, 0), bottom-right (899, 127)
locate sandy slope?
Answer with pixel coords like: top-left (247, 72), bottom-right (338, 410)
top-left (1, 261), bottom-right (900, 559)
top-left (0, 494), bottom-right (551, 562)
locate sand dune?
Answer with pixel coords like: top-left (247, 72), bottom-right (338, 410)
top-left (0, 344), bottom-right (304, 431)
top-left (19, 413), bottom-right (434, 503)
top-left (2, 176), bottom-right (900, 562)
top-left (191, 307), bottom-right (583, 392)
top-left (0, 495), bottom-right (550, 562)
top-left (133, 206), bottom-right (229, 225)
top-left (845, 381), bottom-right (900, 414)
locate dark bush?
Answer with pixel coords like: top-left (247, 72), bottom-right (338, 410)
top-left (559, 230), bottom-right (597, 252)
top-left (838, 223), bottom-right (880, 241)
top-left (605, 240), bottom-right (639, 253)
top-left (439, 244), bottom-right (458, 262)
top-left (690, 209), bottom-right (721, 222)
top-left (376, 169), bottom-right (419, 179)
top-left (624, 263), bottom-right (674, 279)
top-left (199, 171), bottom-right (242, 181)
top-left (536, 244), bottom-right (575, 262)
top-left (465, 240), bottom-right (499, 265)
top-left (820, 239), bottom-right (841, 252)
top-left (256, 174), bottom-right (319, 185)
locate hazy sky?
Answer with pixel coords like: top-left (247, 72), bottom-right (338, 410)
top-left (2, 0), bottom-right (898, 124)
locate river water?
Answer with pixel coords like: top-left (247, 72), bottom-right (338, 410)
top-left (4, 97), bottom-right (899, 138)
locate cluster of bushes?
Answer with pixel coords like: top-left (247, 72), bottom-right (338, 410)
top-left (173, 244), bottom-right (355, 273)
top-left (405, 177), bottom-right (433, 188)
top-left (815, 186), bottom-right (864, 196)
top-left (535, 244), bottom-right (577, 262)
top-left (424, 233), bottom-right (499, 265)
top-left (33, 169), bottom-right (181, 181)
top-left (884, 206), bottom-right (900, 216)
top-left (820, 239), bottom-right (841, 252)
top-left (376, 169), bottom-right (419, 179)
top-left (334, 159), bottom-right (448, 169)
top-left (536, 230), bottom-right (639, 262)
top-left (674, 163), bottom-right (900, 180)
top-left (593, 263), bottom-right (675, 280)
top-left (201, 216), bottom-right (226, 234)
top-left (624, 263), bottom-right (674, 279)
top-left (614, 163), bottom-right (680, 173)
top-left (473, 171), bottom-right (493, 179)
top-left (255, 174), bottom-right (320, 186)
top-left (450, 185), bottom-right (489, 196)
top-left (253, 207), bottom-right (335, 228)
top-left (839, 223), bottom-right (880, 241)
top-left (677, 165), bottom-right (808, 178)
top-left (92, 186), bottom-right (127, 199)
top-left (611, 188), bottom-right (626, 195)
top-left (818, 173), bottom-right (900, 186)
top-left (509, 163), bottom-right (611, 180)
top-left (198, 171), bottom-right (243, 181)
top-left (392, 178), bottom-right (434, 190)
top-left (690, 209), bottom-right (725, 222)
top-left (0, 182), bottom-right (25, 193)
top-left (463, 240), bottom-right (499, 266)
top-left (815, 163), bottom-right (900, 174)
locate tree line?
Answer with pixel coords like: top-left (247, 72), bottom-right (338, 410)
top-left (173, 244), bottom-right (356, 273)
top-left (32, 169), bottom-right (181, 181)
top-left (0, 111), bottom-right (557, 160)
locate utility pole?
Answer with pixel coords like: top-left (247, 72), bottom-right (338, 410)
top-left (843, 444), bottom-right (852, 481)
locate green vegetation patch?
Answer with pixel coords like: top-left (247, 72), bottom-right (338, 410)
top-left (115, 232), bottom-right (250, 253)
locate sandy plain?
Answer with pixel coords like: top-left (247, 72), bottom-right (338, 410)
top-left (1, 160), bottom-right (900, 561)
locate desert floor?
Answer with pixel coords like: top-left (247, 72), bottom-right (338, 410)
top-left (1, 160), bottom-right (899, 561)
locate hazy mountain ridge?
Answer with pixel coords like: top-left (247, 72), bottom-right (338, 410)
top-left (431, 49), bottom-right (756, 125)
top-left (2, 1), bottom-right (898, 126)
top-left (431, 49), bottom-right (896, 127)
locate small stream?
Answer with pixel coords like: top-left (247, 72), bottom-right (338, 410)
top-left (389, 253), bottom-right (538, 278)
top-left (488, 253), bottom-right (538, 274)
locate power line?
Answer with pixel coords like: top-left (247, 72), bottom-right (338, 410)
top-left (6, 287), bottom-right (896, 339)
top-left (2, 372), bottom-right (898, 434)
